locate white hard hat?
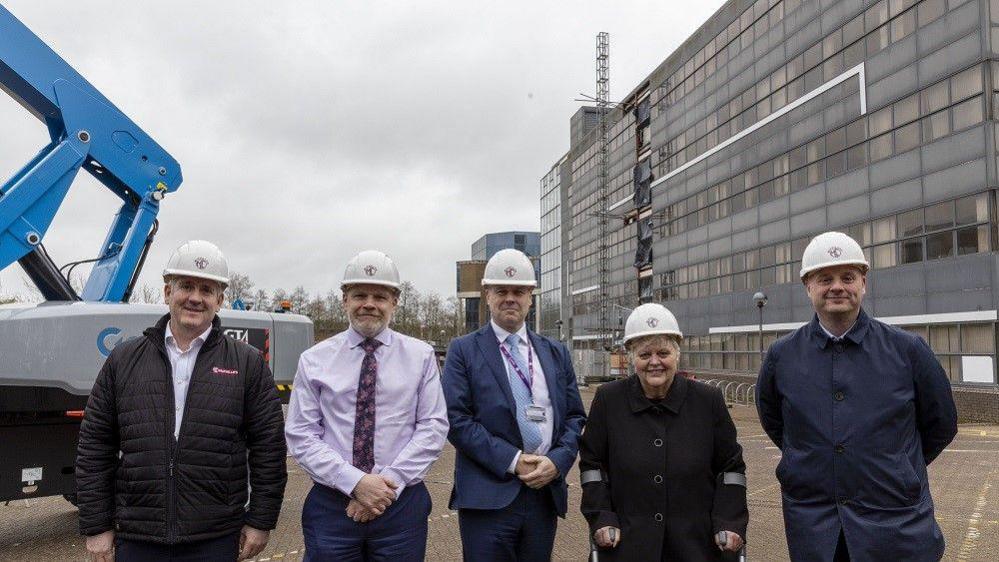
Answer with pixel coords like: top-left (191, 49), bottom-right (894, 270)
top-left (623, 303), bottom-right (683, 344)
top-left (481, 248), bottom-right (537, 287)
top-left (799, 231), bottom-right (870, 279)
top-left (341, 250), bottom-right (401, 290)
top-left (162, 240), bottom-right (229, 285)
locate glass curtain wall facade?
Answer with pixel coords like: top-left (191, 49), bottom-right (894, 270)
top-left (544, 0), bottom-right (999, 385)
top-left (540, 157), bottom-right (567, 340)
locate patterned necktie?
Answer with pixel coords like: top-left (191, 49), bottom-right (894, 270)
top-left (352, 337), bottom-right (382, 473)
top-left (504, 334), bottom-right (543, 454)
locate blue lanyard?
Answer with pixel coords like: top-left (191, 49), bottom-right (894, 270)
top-left (499, 340), bottom-right (534, 396)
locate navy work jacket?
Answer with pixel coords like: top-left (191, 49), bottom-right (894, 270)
top-left (757, 309), bottom-right (957, 562)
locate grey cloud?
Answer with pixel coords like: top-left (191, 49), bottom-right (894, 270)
top-left (1, 0), bottom-right (725, 300)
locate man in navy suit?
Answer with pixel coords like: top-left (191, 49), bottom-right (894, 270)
top-left (443, 248), bottom-right (586, 562)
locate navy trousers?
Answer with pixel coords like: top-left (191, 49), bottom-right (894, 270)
top-left (303, 482), bottom-right (431, 562)
top-left (115, 531), bottom-right (240, 562)
top-left (458, 486), bottom-right (557, 562)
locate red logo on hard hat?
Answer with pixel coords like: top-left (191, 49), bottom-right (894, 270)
top-left (647, 317), bottom-right (659, 328)
top-left (504, 266), bottom-right (517, 278)
top-left (828, 247), bottom-right (843, 258)
top-left (194, 257), bottom-right (209, 270)
top-left (364, 265), bottom-right (377, 276)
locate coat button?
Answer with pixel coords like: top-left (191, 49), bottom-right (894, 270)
top-left (834, 343), bottom-right (845, 353)
top-left (838, 498), bottom-right (849, 505)
top-left (834, 391), bottom-right (845, 401)
top-left (835, 443), bottom-right (845, 453)
top-left (653, 439), bottom-right (663, 447)
top-left (654, 475), bottom-right (663, 484)
top-left (654, 513), bottom-right (663, 522)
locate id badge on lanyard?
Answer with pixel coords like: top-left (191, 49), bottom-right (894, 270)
top-left (500, 341), bottom-right (547, 423)
top-left (525, 404), bottom-right (546, 422)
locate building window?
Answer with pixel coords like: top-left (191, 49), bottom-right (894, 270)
top-left (658, 193), bottom-right (994, 302)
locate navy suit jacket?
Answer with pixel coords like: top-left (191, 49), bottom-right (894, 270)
top-left (442, 323), bottom-right (586, 516)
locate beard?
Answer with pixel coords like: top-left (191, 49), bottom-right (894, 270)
top-left (350, 313), bottom-right (391, 337)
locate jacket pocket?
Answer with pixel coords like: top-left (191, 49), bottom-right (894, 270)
top-left (896, 452), bottom-right (922, 501)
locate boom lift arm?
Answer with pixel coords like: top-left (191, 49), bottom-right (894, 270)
top-left (0, 4), bottom-right (181, 302)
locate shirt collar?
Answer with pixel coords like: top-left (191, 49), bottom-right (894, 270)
top-left (627, 373), bottom-right (688, 415)
top-left (809, 309), bottom-right (871, 348)
top-left (818, 319), bottom-right (856, 341)
top-left (164, 323), bottom-right (212, 352)
top-left (491, 319), bottom-right (528, 346)
top-left (347, 325), bottom-right (393, 349)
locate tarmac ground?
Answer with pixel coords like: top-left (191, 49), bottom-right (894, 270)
top-left (1, 385), bottom-right (997, 561)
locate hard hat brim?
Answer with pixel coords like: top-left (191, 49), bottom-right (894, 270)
top-left (481, 279), bottom-right (537, 287)
top-left (341, 280), bottom-right (402, 290)
top-left (799, 260), bottom-right (869, 279)
top-left (163, 269), bottom-right (229, 285)
top-left (622, 329), bottom-right (683, 344)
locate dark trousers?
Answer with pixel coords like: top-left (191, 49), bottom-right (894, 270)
top-left (115, 531), bottom-right (240, 562)
top-left (302, 482), bottom-right (431, 562)
top-left (458, 486), bottom-right (557, 562)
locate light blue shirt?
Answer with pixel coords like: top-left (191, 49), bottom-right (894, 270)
top-left (490, 320), bottom-right (553, 472)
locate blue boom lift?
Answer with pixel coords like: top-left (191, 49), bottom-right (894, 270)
top-left (0, 4), bottom-right (312, 503)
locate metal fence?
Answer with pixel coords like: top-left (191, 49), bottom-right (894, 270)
top-left (701, 378), bottom-right (756, 407)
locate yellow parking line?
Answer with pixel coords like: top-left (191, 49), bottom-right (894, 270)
top-left (748, 482), bottom-right (780, 497)
top-left (958, 428), bottom-right (999, 437)
top-left (955, 473), bottom-right (992, 560)
top-left (250, 549), bottom-right (304, 562)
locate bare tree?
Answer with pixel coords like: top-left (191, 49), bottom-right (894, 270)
top-left (226, 271), bottom-right (255, 307)
top-left (130, 284), bottom-right (163, 304)
top-left (271, 289), bottom-right (289, 312)
top-left (252, 289), bottom-right (270, 312)
top-left (288, 286), bottom-right (309, 313)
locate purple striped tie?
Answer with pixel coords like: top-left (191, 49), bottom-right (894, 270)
top-left (352, 337), bottom-right (382, 472)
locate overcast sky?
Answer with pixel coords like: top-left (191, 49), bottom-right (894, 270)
top-left (0, 0), bottom-right (727, 301)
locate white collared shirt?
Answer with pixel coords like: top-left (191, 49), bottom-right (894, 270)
top-left (164, 323), bottom-right (212, 440)
top-left (491, 320), bottom-right (553, 471)
top-left (819, 319), bottom-right (858, 342)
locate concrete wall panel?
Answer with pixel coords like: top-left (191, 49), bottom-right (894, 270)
top-left (923, 159), bottom-right (985, 203)
top-left (827, 193), bottom-right (871, 227)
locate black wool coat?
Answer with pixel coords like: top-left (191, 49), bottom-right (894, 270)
top-left (579, 375), bottom-right (748, 561)
top-left (76, 314), bottom-right (287, 543)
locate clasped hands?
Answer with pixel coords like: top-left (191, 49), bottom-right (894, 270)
top-left (515, 453), bottom-right (559, 489)
top-left (347, 473), bottom-right (398, 523)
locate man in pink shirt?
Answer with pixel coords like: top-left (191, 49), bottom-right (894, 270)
top-left (286, 250), bottom-right (448, 562)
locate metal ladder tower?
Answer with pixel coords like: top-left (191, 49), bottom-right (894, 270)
top-left (595, 32), bottom-right (611, 364)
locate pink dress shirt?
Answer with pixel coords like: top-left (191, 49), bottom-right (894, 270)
top-left (285, 326), bottom-right (448, 497)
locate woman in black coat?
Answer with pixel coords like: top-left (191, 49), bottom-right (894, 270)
top-left (579, 303), bottom-right (748, 561)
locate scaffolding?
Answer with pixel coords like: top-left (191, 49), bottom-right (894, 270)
top-left (596, 32), bottom-right (610, 366)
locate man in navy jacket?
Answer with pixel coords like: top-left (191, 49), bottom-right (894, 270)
top-left (443, 249), bottom-right (586, 561)
top-left (757, 231), bottom-right (957, 562)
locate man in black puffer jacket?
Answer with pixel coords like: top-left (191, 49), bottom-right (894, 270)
top-left (76, 240), bottom-right (287, 562)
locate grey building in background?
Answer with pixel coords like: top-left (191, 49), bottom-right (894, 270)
top-left (540, 156), bottom-right (570, 341)
top-left (470, 231), bottom-right (540, 262)
top-left (457, 231), bottom-right (541, 333)
top-left (542, 0), bottom-right (999, 388)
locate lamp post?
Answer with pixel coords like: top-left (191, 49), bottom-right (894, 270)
top-left (753, 291), bottom-right (768, 365)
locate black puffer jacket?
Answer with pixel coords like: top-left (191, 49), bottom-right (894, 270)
top-left (76, 314), bottom-right (287, 543)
